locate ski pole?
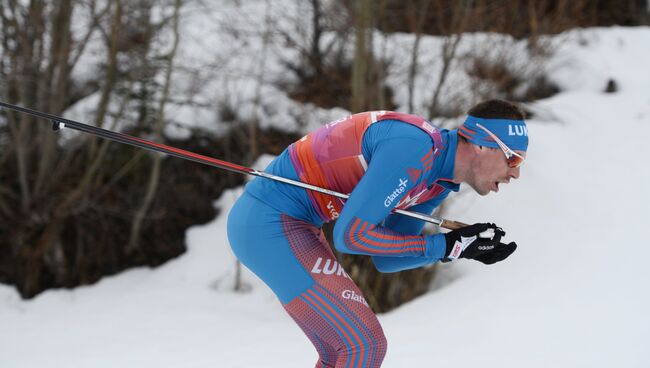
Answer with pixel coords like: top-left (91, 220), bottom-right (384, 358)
top-left (0, 101), bottom-right (468, 230)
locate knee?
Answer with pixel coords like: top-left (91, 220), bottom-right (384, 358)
top-left (344, 330), bottom-right (388, 367)
top-left (371, 332), bottom-right (388, 365)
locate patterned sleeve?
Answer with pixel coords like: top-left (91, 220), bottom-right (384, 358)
top-left (369, 196), bottom-right (450, 272)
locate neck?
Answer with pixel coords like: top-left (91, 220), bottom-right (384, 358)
top-left (452, 139), bottom-right (473, 184)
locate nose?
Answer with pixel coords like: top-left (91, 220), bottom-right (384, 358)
top-left (509, 166), bottom-right (521, 179)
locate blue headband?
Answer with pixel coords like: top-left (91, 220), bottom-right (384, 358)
top-left (459, 115), bottom-right (528, 152)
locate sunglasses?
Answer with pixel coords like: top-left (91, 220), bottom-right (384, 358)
top-left (475, 123), bottom-right (526, 168)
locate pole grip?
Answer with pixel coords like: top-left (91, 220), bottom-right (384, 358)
top-left (440, 219), bottom-right (470, 231)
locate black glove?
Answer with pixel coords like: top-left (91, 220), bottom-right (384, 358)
top-left (443, 223), bottom-right (517, 265)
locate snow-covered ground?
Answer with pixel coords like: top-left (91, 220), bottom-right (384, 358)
top-left (2, 23), bottom-right (650, 368)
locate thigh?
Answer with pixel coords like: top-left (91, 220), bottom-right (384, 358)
top-left (282, 217), bottom-right (386, 365)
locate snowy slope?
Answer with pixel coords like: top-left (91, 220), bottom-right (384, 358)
top-left (382, 27), bottom-right (650, 368)
top-left (2, 27), bottom-right (650, 368)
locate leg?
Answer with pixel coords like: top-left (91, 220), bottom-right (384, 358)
top-left (281, 216), bottom-right (387, 368)
top-left (227, 193), bottom-right (387, 367)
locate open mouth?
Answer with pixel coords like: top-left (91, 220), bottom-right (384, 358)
top-left (493, 179), bottom-right (511, 192)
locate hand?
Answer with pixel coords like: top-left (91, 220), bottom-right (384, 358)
top-left (443, 223), bottom-right (517, 264)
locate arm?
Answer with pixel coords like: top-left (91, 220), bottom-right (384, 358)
top-left (371, 197), bottom-right (448, 273)
top-left (374, 221), bottom-right (519, 272)
top-left (332, 136), bottom-right (446, 260)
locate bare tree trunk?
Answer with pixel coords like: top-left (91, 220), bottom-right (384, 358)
top-left (6, 109), bottom-right (30, 211)
top-left (231, 0), bottom-right (273, 292)
top-left (427, 34), bottom-right (462, 119)
top-left (249, 0), bottom-right (272, 166)
top-left (374, 0), bottom-right (389, 109)
top-left (0, 185), bottom-right (12, 218)
top-left (351, 0), bottom-right (372, 113)
top-left (406, 0), bottom-right (430, 113)
top-left (5, 0), bottom-right (48, 212)
top-left (309, 0), bottom-right (323, 76)
top-left (128, 0), bottom-right (182, 254)
top-left (34, 0), bottom-right (73, 197)
top-left (407, 36), bottom-right (421, 113)
top-left (89, 0), bottom-right (121, 157)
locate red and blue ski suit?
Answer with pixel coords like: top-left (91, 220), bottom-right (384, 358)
top-left (227, 111), bottom-right (460, 367)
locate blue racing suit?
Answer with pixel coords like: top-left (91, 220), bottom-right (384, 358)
top-left (227, 113), bottom-right (459, 368)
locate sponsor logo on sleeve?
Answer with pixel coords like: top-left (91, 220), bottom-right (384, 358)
top-left (384, 177), bottom-right (409, 207)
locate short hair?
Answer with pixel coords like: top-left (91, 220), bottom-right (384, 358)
top-left (467, 99), bottom-right (526, 120)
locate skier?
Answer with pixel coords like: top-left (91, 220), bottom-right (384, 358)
top-left (227, 99), bottom-right (527, 367)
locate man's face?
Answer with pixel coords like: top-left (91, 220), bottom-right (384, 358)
top-left (467, 146), bottom-right (525, 196)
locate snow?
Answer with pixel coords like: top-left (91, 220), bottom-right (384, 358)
top-left (2, 23), bottom-right (650, 368)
